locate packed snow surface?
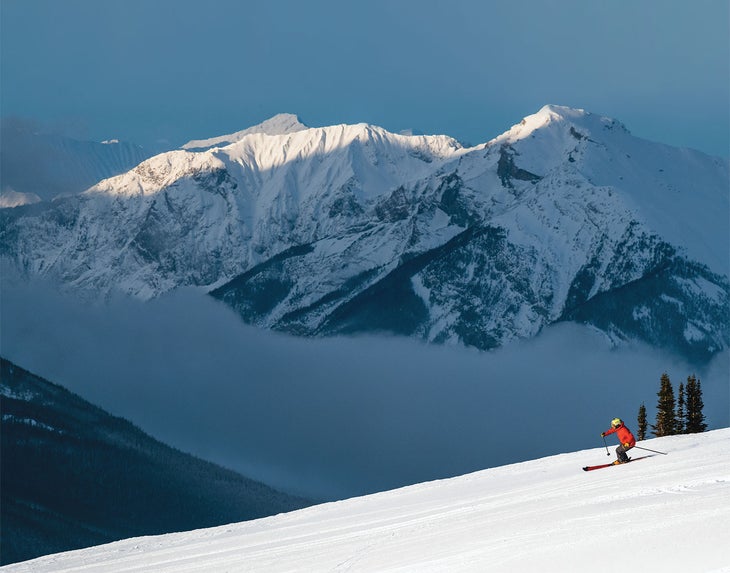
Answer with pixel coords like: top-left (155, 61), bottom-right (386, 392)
top-left (8, 429), bottom-right (729, 572)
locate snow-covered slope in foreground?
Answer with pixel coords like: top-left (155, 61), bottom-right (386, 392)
top-left (8, 430), bottom-right (730, 573)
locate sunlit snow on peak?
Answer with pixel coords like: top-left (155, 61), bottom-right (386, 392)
top-left (491, 104), bottom-right (629, 147)
top-left (182, 113), bottom-right (309, 151)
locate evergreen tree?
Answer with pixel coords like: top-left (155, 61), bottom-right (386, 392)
top-left (676, 382), bottom-right (686, 434)
top-left (685, 375), bottom-right (708, 433)
top-left (652, 372), bottom-right (676, 437)
top-left (637, 403), bottom-right (647, 441)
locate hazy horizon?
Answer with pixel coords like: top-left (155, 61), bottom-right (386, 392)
top-left (2, 1), bottom-right (728, 157)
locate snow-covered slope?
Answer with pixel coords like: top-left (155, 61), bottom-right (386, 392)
top-left (1, 105), bottom-right (728, 361)
top-left (1, 118), bottom-right (464, 298)
top-left (7, 429), bottom-right (729, 572)
top-left (489, 105), bottom-right (728, 274)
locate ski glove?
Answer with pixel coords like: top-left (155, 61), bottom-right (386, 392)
top-left (601, 432), bottom-right (606, 437)
top-left (623, 442), bottom-right (631, 448)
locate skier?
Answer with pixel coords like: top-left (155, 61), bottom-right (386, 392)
top-left (601, 418), bottom-right (636, 464)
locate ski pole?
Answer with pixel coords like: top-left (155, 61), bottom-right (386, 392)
top-left (633, 445), bottom-right (668, 455)
top-left (602, 435), bottom-right (610, 456)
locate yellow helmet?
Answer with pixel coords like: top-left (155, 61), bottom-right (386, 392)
top-left (611, 418), bottom-right (623, 428)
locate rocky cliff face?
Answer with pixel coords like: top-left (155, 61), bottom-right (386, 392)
top-left (2, 106), bottom-right (727, 361)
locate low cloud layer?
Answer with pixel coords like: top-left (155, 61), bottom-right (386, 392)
top-left (2, 268), bottom-right (727, 500)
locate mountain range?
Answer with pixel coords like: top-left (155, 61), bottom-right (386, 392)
top-left (1, 106), bottom-right (728, 362)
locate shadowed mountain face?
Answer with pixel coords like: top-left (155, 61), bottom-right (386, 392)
top-left (1, 106), bottom-right (728, 361)
top-left (0, 358), bottom-right (314, 566)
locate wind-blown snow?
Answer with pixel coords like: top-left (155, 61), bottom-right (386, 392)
top-left (7, 429), bottom-right (729, 572)
top-left (0, 189), bottom-right (41, 208)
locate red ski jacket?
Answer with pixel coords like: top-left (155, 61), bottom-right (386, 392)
top-left (604, 424), bottom-right (636, 448)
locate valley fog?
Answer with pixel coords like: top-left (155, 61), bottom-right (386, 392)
top-left (2, 270), bottom-right (727, 499)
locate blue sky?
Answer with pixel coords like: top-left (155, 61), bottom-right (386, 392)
top-left (2, 0), bottom-right (728, 156)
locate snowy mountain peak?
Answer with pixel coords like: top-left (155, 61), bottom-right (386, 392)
top-left (493, 104), bottom-right (629, 147)
top-left (181, 113), bottom-right (309, 150)
top-left (2, 105), bottom-right (727, 361)
top-left (248, 113), bottom-right (309, 135)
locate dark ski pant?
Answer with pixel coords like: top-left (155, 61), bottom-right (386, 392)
top-left (616, 444), bottom-right (632, 463)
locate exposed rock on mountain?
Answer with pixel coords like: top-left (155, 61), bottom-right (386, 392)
top-left (2, 105), bottom-right (727, 361)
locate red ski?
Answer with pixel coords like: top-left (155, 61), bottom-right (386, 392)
top-left (582, 455), bottom-right (653, 471)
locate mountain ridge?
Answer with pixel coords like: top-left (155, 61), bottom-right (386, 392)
top-left (181, 113), bottom-right (309, 150)
top-left (1, 105), bottom-right (727, 361)
top-left (0, 357), bottom-right (313, 566)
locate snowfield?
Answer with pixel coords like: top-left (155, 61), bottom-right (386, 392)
top-left (6, 429), bottom-right (729, 572)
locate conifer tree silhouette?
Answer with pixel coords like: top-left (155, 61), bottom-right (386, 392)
top-left (652, 372), bottom-right (676, 437)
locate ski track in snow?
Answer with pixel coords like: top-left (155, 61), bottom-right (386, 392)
top-left (5, 429), bottom-right (729, 572)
